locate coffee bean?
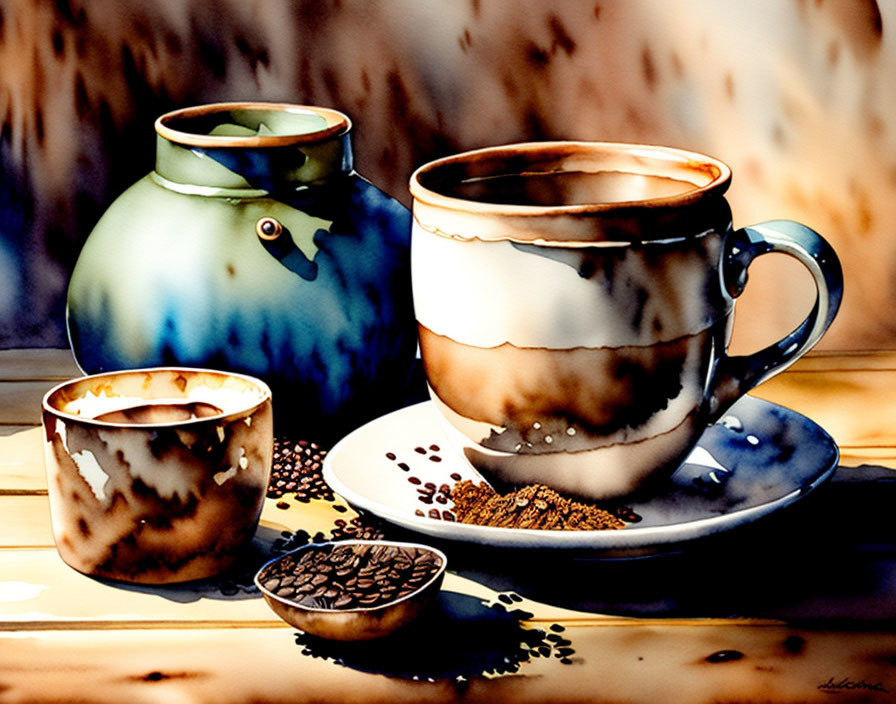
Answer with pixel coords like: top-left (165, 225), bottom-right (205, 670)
top-left (398, 462), bottom-right (410, 471)
top-left (334, 594), bottom-right (355, 608)
top-left (706, 650), bottom-right (744, 663)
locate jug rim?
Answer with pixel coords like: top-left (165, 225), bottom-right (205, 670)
top-left (155, 102), bottom-right (351, 148)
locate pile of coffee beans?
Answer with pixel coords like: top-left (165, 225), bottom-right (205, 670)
top-left (259, 542), bottom-right (443, 611)
top-left (268, 438), bottom-right (333, 503)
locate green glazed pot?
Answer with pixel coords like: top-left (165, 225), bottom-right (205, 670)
top-left (67, 103), bottom-right (418, 440)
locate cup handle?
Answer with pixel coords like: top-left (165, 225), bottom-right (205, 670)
top-left (706, 219), bottom-right (843, 420)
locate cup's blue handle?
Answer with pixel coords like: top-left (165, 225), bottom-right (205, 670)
top-left (707, 220), bottom-right (843, 420)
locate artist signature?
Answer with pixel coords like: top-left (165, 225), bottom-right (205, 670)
top-left (818, 676), bottom-right (890, 695)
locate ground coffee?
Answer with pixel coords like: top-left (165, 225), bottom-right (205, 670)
top-left (450, 480), bottom-right (627, 530)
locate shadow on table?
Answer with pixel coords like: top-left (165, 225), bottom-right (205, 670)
top-left (292, 589), bottom-right (576, 682)
top-left (100, 465), bottom-right (896, 625)
top-left (415, 464), bottom-right (896, 625)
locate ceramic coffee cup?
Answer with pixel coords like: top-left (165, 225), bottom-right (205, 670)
top-left (409, 142), bottom-right (842, 500)
top-left (42, 367), bottom-right (273, 583)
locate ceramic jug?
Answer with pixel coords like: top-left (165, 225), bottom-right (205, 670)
top-left (67, 102), bottom-right (418, 440)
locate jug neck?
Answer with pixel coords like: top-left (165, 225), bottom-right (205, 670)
top-left (153, 103), bottom-right (353, 196)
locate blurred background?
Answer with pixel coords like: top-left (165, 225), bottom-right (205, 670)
top-left (1, 0), bottom-right (893, 353)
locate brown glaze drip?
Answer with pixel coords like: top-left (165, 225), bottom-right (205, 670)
top-left (418, 324), bottom-right (717, 448)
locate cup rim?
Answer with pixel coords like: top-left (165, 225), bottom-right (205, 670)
top-left (155, 102), bottom-right (351, 148)
top-left (409, 141), bottom-right (732, 215)
top-left (42, 366), bottom-right (272, 428)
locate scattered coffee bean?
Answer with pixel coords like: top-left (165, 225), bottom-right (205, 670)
top-left (328, 514), bottom-right (386, 541)
top-left (705, 649), bottom-right (745, 663)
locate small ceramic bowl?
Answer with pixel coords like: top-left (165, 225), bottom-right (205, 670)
top-left (255, 540), bottom-right (447, 640)
top-left (42, 367), bottom-right (273, 584)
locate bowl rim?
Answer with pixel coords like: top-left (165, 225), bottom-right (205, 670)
top-left (41, 366), bottom-right (272, 429)
top-left (254, 539), bottom-right (448, 615)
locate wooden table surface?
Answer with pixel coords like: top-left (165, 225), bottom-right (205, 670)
top-left (2, 348), bottom-right (895, 703)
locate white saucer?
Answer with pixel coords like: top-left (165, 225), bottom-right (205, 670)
top-left (323, 397), bottom-right (838, 552)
